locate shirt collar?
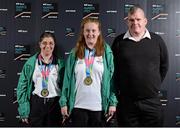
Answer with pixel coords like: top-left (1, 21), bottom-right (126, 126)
top-left (123, 29), bottom-right (151, 41)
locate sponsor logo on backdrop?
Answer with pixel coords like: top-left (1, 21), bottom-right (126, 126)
top-left (42, 3), bottom-right (58, 19)
top-left (83, 3), bottom-right (99, 19)
top-left (17, 29), bottom-right (28, 33)
top-left (155, 31), bottom-right (165, 35)
top-left (174, 97), bottom-right (180, 100)
top-left (0, 50), bottom-right (7, 54)
top-left (124, 4), bottom-right (134, 20)
top-left (0, 8), bottom-right (8, 12)
top-left (14, 44), bottom-right (31, 61)
top-left (65, 28), bottom-right (75, 37)
top-left (176, 116), bottom-right (180, 126)
top-left (0, 69), bottom-right (6, 79)
top-left (175, 54), bottom-right (180, 57)
top-left (176, 30), bottom-right (180, 38)
top-left (15, 2), bottom-right (31, 18)
top-left (45, 30), bottom-right (55, 33)
top-left (0, 112), bottom-right (5, 122)
top-left (151, 4), bottom-right (168, 20)
top-left (176, 11), bottom-right (180, 14)
top-left (176, 73), bottom-right (180, 82)
top-left (0, 94), bottom-right (6, 97)
top-left (12, 88), bottom-right (17, 104)
top-left (106, 10), bottom-right (117, 14)
top-left (106, 28), bottom-right (116, 38)
top-left (0, 26), bottom-right (7, 36)
top-left (65, 9), bottom-right (76, 13)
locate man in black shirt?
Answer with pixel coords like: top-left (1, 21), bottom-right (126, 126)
top-left (111, 5), bottom-right (169, 127)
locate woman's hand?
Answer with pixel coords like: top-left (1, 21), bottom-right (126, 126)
top-left (61, 106), bottom-right (69, 124)
top-left (105, 106), bottom-right (116, 122)
top-left (108, 106), bottom-right (116, 116)
top-left (61, 106), bottom-right (69, 117)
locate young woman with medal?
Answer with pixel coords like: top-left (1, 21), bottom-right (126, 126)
top-left (60, 17), bottom-right (118, 127)
top-left (17, 32), bottom-right (65, 126)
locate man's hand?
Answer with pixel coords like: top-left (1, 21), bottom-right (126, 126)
top-left (21, 118), bottom-right (29, 124)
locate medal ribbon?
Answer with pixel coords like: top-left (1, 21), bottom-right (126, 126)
top-left (38, 54), bottom-right (53, 90)
top-left (85, 48), bottom-right (95, 77)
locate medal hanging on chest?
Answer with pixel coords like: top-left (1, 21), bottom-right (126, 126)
top-left (84, 76), bottom-right (93, 85)
top-left (41, 88), bottom-right (49, 97)
top-left (84, 48), bottom-right (95, 86)
top-left (38, 55), bottom-right (53, 97)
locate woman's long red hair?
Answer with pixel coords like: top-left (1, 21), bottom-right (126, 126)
top-left (75, 18), bottom-right (104, 59)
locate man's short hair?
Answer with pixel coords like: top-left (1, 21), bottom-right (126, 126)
top-left (128, 5), bottom-right (146, 17)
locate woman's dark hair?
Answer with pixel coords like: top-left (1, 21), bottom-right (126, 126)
top-left (38, 32), bottom-right (58, 56)
top-left (39, 32), bottom-right (56, 43)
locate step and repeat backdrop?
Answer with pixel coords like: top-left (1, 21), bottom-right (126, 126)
top-left (0, 0), bottom-right (179, 126)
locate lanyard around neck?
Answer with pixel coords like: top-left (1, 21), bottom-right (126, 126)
top-left (84, 48), bottom-right (95, 77)
top-left (38, 54), bottom-right (53, 89)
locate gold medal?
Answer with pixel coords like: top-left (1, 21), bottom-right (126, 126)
top-left (84, 76), bottom-right (93, 85)
top-left (41, 89), bottom-right (49, 97)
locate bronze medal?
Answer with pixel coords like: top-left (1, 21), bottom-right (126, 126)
top-left (41, 89), bottom-right (49, 97)
top-left (84, 76), bottom-right (93, 85)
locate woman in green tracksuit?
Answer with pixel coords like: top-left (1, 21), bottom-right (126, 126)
top-left (59, 17), bottom-right (118, 127)
top-left (17, 32), bottom-right (64, 126)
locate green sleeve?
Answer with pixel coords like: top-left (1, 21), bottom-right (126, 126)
top-left (59, 53), bottom-right (73, 107)
top-left (57, 59), bottom-right (65, 96)
top-left (17, 64), bottom-right (31, 118)
top-left (107, 45), bottom-right (118, 106)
